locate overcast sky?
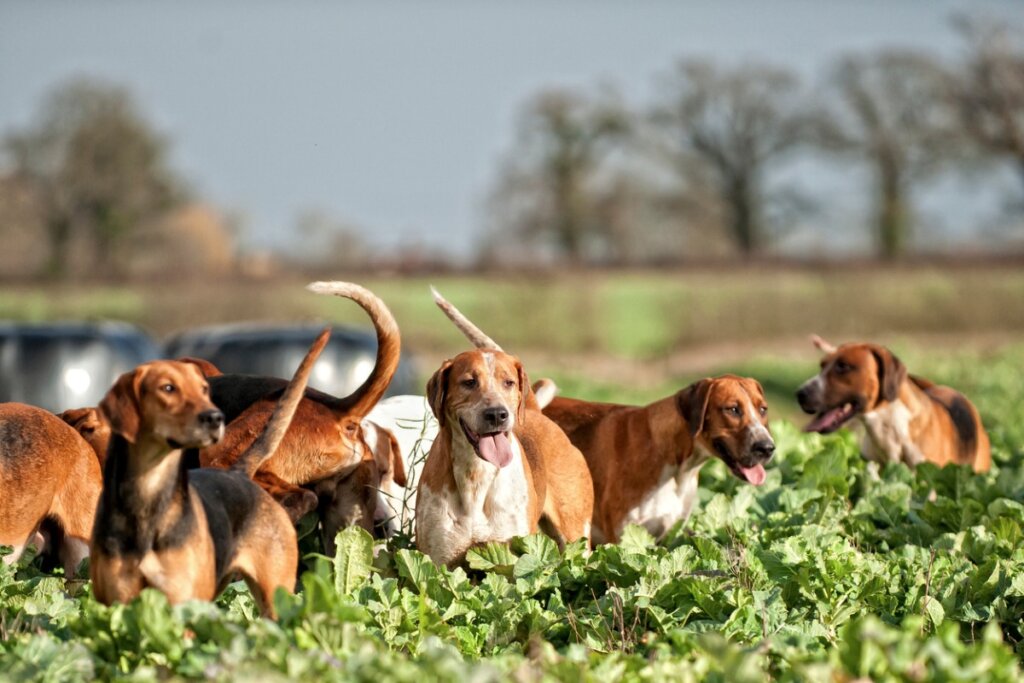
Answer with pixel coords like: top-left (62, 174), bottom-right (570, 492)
top-left (2, 0), bottom-right (1022, 259)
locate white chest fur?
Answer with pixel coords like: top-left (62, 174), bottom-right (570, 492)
top-left (417, 436), bottom-right (531, 566)
top-left (616, 452), bottom-right (709, 540)
top-left (860, 400), bottom-right (924, 466)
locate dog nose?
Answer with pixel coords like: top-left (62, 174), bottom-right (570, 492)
top-left (752, 440), bottom-right (775, 460)
top-left (483, 406), bottom-right (509, 429)
top-left (796, 387), bottom-right (809, 404)
top-left (198, 409), bottom-right (224, 429)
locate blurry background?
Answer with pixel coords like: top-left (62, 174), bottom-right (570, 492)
top-left (1, 1), bottom-right (1023, 416)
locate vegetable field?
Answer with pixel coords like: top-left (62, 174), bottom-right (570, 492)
top-left (3, 345), bottom-right (1024, 682)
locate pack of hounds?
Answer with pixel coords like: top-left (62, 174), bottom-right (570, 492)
top-left (0, 281), bottom-right (991, 618)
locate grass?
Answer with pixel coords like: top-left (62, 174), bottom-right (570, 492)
top-left (2, 265), bottom-right (1024, 362)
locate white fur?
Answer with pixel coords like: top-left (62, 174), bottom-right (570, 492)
top-left (615, 450), bottom-right (710, 541)
top-left (860, 400), bottom-right (925, 467)
top-left (416, 432), bottom-right (531, 567)
top-left (365, 395), bottom-right (438, 534)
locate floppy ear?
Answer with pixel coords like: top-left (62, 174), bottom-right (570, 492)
top-left (426, 360), bottom-right (453, 428)
top-left (676, 378), bottom-right (713, 438)
top-left (811, 334), bottom-right (836, 354)
top-left (99, 368), bottom-right (146, 444)
top-left (515, 360), bottom-right (529, 426)
top-left (386, 430), bottom-right (407, 487)
top-left (871, 347), bottom-right (906, 404)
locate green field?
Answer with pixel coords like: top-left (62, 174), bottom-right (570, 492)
top-left (2, 342), bottom-right (1024, 681)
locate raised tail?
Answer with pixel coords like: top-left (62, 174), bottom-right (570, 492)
top-left (531, 378), bottom-right (559, 409)
top-left (430, 286), bottom-right (503, 351)
top-left (308, 281), bottom-right (401, 417)
top-left (232, 327), bottom-right (331, 478)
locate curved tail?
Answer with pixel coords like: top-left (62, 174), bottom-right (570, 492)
top-left (531, 378), bottom-right (559, 409)
top-left (233, 327), bottom-right (331, 477)
top-left (308, 281), bottom-right (401, 417)
top-left (430, 286), bottom-right (503, 351)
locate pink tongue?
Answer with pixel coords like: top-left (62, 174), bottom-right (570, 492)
top-left (804, 406), bottom-right (846, 433)
top-left (739, 463), bottom-right (767, 486)
top-left (477, 432), bottom-right (513, 468)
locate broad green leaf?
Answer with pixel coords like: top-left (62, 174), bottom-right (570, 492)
top-left (333, 526), bottom-right (374, 594)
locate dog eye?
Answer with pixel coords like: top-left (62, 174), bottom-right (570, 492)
top-left (759, 405), bottom-right (768, 416)
top-left (161, 383), bottom-right (176, 394)
top-left (834, 361), bottom-right (853, 374)
top-left (461, 378), bottom-right (477, 389)
top-left (726, 405), bottom-right (741, 416)
top-left (503, 379), bottom-right (516, 389)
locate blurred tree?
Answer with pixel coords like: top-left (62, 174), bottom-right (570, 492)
top-left (4, 78), bottom-right (184, 277)
top-left (950, 18), bottom-right (1024, 199)
top-left (293, 208), bottom-right (369, 269)
top-left (648, 61), bottom-right (810, 256)
top-left (818, 52), bottom-right (954, 259)
top-left (487, 88), bottom-right (628, 263)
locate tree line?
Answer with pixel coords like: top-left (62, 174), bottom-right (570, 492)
top-left (486, 18), bottom-right (1024, 263)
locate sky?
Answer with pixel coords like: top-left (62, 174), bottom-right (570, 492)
top-left (2, 0), bottom-right (1023, 260)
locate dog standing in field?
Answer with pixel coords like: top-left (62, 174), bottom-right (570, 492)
top-left (0, 404), bottom-right (102, 574)
top-left (542, 375), bottom-right (775, 544)
top-left (195, 281), bottom-right (401, 529)
top-left (415, 290), bottom-right (593, 567)
top-left (796, 336), bottom-right (990, 472)
top-left (89, 328), bottom-right (329, 617)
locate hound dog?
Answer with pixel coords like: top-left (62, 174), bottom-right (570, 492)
top-left (89, 329), bottom-right (329, 617)
top-left (415, 290), bottom-right (593, 567)
top-left (0, 404), bottom-right (101, 574)
top-left (194, 281), bottom-right (402, 524)
top-left (796, 336), bottom-right (990, 472)
top-left (542, 375), bottom-right (775, 544)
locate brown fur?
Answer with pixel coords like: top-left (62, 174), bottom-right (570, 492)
top-left (798, 340), bottom-right (991, 472)
top-left (543, 375), bottom-right (774, 543)
top-left (417, 348), bottom-right (593, 565)
top-left (0, 403), bottom-right (101, 574)
top-left (198, 282), bottom-right (401, 524)
top-left (90, 329), bottom-right (328, 617)
top-left (58, 407), bottom-right (111, 466)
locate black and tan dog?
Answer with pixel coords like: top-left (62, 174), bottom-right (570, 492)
top-left (89, 328), bottom-right (330, 617)
top-left (796, 336), bottom-right (990, 472)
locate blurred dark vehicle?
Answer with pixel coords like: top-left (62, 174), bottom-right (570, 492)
top-left (0, 322), bottom-right (159, 412)
top-left (163, 323), bottom-right (419, 398)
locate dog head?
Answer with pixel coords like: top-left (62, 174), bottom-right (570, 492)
top-left (58, 406), bottom-right (112, 465)
top-left (676, 375), bottom-right (774, 485)
top-left (99, 361), bottom-right (225, 450)
top-left (796, 337), bottom-right (907, 434)
top-left (426, 349), bottom-right (527, 469)
top-left (361, 419), bottom-right (408, 535)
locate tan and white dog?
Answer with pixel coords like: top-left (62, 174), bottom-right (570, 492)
top-left (415, 292), bottom-right (593, 567)
top-left (796, 336), bottom-right (990, 472)
top-left (543, 375), bottom-right (775, 544)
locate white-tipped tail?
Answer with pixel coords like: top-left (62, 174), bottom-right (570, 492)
top-left (532, 378), bottom-right (559, 409)
top-left (430, 286), bottom-right (503, 351)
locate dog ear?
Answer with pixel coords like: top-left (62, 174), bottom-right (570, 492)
top-left (386, 430), bottom-right (407, 487)
top-left (177, 356), bottom-right (221, 378)
top-left (676, 378), bottom-right (713, 438)
top-left (871, 347), bottom-right (906, 404)
top-left (811, 334), bottom-right (837, 354)
top-left (99, 367), bottom-right (147, 444)
top-left (426, 360), bottom-right (453, 428)
top-left (515, 360), bottom-right (529, 426)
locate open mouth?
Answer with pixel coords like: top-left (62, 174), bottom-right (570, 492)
top-left (804, 402), bottom-right (858, 434)
top-left (460, 419), bottom-right (513, 468)
top-left (713, 438), bottom-right (768, 486)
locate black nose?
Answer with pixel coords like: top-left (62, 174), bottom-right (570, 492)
top-left (482, 406), bottom-right (509, 429)
top-left (198, 409), bottom-right (224, 429)
top-left (796, 387), bottom-right (809, 404)
top-left (752, 440), bottom-right (775, 460)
